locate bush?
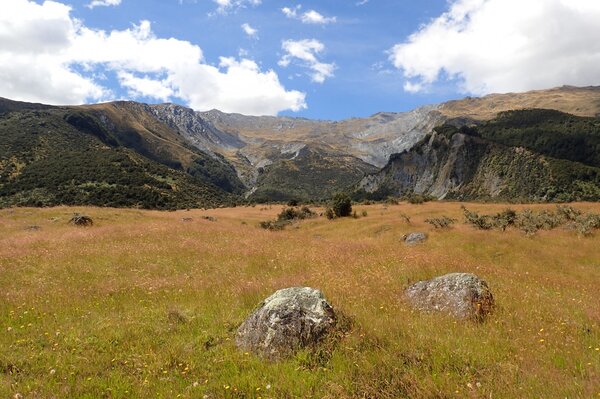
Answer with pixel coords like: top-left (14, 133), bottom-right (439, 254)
top-left (425, 216), bottom-right (457, 229)
top-left (330, 193), bottom-right (352, 218)
top-left (492, 209), bottom-right (517, 231)
top-left (277, 206), bottom-right (316, 221)
top-left (325, 207), bottom-right (335, 220)
top-left (406, 193), bottom-right (434, 205)
top-left (259, 220), bottom-right (289, 231)
top-left (462, 206), bottom-right (493, 230)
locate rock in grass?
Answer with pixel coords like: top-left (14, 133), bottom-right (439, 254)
top-left (405, 273), bottom-right (494, 321)
top-left (236, 287), bottom-right (336, 360)
top-left (403, 232), bottom-right (428, 245)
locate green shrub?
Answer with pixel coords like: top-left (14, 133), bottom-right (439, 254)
top-left (330, 193), bottom-right (352, 218)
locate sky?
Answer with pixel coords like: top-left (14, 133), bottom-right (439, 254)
top-left (1, 0), bottom-right (600, 120)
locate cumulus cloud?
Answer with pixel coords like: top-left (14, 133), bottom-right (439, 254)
top-left (211, 0), bottom-right (261, 14)
top-left (281, 5), bottom-right (336, 24)
top-left (0, 0), bottom-right (305, 115)
top-left (87, 0), bottom-right (121, 8)
top-left (241, 23), bottom-right (258, 38)
top-left (279, 39), bottom-right (335, 83)
top-left (390, 0), bottom-right (600, 95)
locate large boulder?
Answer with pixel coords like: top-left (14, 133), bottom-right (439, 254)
top-left (405, 273), bottom-right (494, 320)
top-left (236, 287), bottom-right (336, 360)
top-left (403, 232), bottom-right (428, 246)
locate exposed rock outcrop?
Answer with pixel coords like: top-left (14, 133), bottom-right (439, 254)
top-left (405, 273), bottom-right (495, 321)
top-left (236, 287), bottom-right (336, 360)
top-left (403, 232), bottom-right (428, 245)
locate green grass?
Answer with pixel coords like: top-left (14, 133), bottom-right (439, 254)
top-left (0, 203), bottom-right (599, 398)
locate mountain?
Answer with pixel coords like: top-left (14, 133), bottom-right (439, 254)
top-left (357, 109), bottom-right (600, 202)
top-left (2, 85), bottom-right (600, 208)
top-left (0, 102), bottom-right (242, 209)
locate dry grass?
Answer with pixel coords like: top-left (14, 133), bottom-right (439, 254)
top-left (440, 85), bottom-right (600, 120)
top-left (0, 203), bottom-right (599, 398)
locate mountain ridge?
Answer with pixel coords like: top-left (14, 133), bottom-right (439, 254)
top-left (1, 85), bottom-right (600, 207)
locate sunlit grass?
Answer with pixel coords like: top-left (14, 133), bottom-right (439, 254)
top-left (1, 203), bottom-right (599, 398)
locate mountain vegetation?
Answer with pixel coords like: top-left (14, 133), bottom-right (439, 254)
top-left (0, 107), bottom-right (239, 209)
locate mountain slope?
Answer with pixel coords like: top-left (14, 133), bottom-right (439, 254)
top-left (357, 109), bottom-right (600, 202)
top-left (0, 103), bottom-right (239, 209)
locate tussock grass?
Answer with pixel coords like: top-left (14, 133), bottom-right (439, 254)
top-left (0, 203), bottom-right (599, 398)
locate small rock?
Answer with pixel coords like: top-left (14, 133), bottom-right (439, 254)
top-left (405, 273), bottom-right (494, 320)
top-left (236, 287), bottom-right (336, 360)
top-left (403, 232), bottom-right (428, 245)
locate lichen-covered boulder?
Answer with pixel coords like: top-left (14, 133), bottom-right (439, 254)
top-left (236, 287), bottom-right (336, 360)
top-left (405, 273), bottom-right (494, 320)
top-left (403, 232), bottom-right (428, 245)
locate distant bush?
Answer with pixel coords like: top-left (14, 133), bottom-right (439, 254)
top-left (425, 216), bottom-right (457, 229)
top-left (462, 205), bottom-right (600, 236)
top-left (462, 206), bottom-right (493, 230)
top-left (259, 205), bottom-right (317, 230)
top-left (330, 193), bottom-right (352, 218)
top-left (69, 213), bottom-right (93, 227)
top-left (278, 206), bottom-right (316, 222)
top-left (385, 197), bottom-right (399, 205)
top-left (406, 193), bottom-right (435, 205)
top-left (259, 220), bottom-right (289, 231)
top-left (325, 207), bottom-right (335, 220)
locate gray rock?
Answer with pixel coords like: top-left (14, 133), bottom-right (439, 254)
top-left (236, 287), bottom-right (336, 360)
top-left (403, 232), bottom-right (428, 245)
top-left (405, 273), bottom-right (494, 320)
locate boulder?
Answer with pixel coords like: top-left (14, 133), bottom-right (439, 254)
top-left (236, 287), bottom-right (336, 360)
top-left (403, 232), bottom-right (428, 245)
top-left (405, 273), bottom-right (494, 320)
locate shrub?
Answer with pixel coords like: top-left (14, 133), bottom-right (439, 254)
top-left (406, 193), bottom-right (435, 205)
top-left (361, 210), bottom-right (368, 217)
top-left (325, 207), bottom-right (335, 220)
top-left (69, 213), bottom-right (93, 227)
top-left (330, 193), bottom-right (352, 218)
top-left (462, 206), bottom-right (493, 230)
top-left (277, 206), bottom-right (316, 221)
top-left (259, 220), bottom-right (289, 231)
top-left (492, 209), bottom-right (517, 231)
top-left (425, 216), bottom-right (457, 229)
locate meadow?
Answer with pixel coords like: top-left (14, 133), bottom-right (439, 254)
top-left (0, 203), bottom-right (599, 398)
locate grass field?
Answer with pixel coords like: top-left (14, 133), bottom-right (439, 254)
top-left (1, 203), bottom-right (599, 398)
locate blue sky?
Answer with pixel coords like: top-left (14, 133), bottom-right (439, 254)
top-left (2, 0), bottom-right (600, 119)
top-left (71, 0), bottom-right (452, 119)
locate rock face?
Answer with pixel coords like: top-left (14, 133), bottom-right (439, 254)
top-left (236, 287), bottom-right (336, 360)
top-left (405, 273), bottom-right (494, 320)
top-left (403, 232), bottom-right (428, 245)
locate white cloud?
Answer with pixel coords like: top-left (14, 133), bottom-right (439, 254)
top-left (87, 0), bottom-right (121, 9)
top-left (281, 5), bottom-right (336, 24)
top-left (390, 0), bottom-right (600, 95)
top-left (0, 0), bottom-right (305, 115)
top-left (211, 0), bottom-right (261, 14)
top-left (241, 23), bottom-right (258, 38)
top-left (279, 39), bottom-right (335, 83)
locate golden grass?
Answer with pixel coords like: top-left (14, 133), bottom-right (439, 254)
top-left (0, 203), bottom-right (599, 398)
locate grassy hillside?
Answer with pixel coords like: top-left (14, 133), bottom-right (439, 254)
top-left (0, 108), bottom-right (238, 209)
top-left (0, 204), bottom-right (598, 398)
